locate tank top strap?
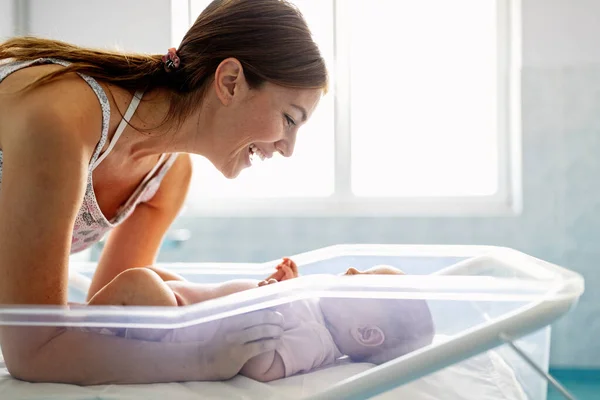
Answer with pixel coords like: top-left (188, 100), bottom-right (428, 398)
top-left (91, 90), bottom-right (144, 171)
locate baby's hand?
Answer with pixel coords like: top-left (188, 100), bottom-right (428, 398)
top-left (264, 257), bottom-right (299, 282)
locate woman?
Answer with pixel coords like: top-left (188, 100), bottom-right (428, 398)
top-left (0, 0), bottom-right (327, 385)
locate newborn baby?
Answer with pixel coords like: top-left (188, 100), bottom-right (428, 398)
top-left (236, 259), bottom-right (435, 381)
top-left (86, 259), bottom-right (435, 381)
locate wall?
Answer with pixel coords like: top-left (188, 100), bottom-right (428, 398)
top-left (7, 0), bottom-right (598, 368)
top-left (0, 0), bottom-right (14, 39)
top-left (27, 0), bottom-right (171, 53)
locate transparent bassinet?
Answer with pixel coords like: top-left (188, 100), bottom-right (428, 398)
top-left (0, 245), bottom-right (584, 400)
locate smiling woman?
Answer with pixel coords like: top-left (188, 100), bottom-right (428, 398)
top-left (185, 0), bottom-right (336, 202)
top-left (0, 0), bottom-right (328, 385)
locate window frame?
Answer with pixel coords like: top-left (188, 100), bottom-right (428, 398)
top-left (172, 0), bottom-right (522, 217)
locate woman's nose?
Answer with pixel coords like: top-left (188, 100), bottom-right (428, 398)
top-left (276, 133), bottom-right (297, 157)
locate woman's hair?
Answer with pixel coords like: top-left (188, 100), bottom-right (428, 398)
top-left (0, 0), bottom-right (328, 129)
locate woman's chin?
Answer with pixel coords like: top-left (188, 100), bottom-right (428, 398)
top-left (220, 169), bottom-right (239, 180)
top-left (220, 162), bottom-right (247, 179)
top-left (218, 152), bottom-right (252, 179)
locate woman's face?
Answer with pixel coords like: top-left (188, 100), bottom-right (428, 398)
top-left (204, 59), bottom-right (323, 179)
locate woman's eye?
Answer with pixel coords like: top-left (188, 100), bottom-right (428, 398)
top-left (285, 114), bottom-right (296, 127)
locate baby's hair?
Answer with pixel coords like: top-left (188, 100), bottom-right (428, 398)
top-left (352, 298), bottom-right (435, 364)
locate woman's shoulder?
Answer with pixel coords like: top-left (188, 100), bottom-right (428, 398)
top-left (0, 60), bottom-right (77, 94)
top-left (0, 63), bottom-right (105, 158)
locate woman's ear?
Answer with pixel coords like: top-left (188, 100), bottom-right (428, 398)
top-left (214, 57), bottom-right (246, 105)
top-left (351, 325), bottom-right (385, 347)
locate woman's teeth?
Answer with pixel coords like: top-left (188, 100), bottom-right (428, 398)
top-left (249, 144), bottom-right (266, 162)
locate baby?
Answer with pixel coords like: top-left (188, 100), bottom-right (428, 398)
top-left (87, 258), bottom-right (435, 382)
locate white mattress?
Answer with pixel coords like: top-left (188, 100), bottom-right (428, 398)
top-left (0, 349), bottom-right (528, 400)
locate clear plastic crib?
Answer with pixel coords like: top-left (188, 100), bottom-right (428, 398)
top-left (0, 244), bottom-right (585, 400)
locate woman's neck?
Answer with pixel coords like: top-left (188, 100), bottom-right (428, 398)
top-left (107, 85), bottom-right (207, 160)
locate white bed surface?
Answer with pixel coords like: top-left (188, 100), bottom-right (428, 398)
top-left (0, 350), bottom-right (527, 400)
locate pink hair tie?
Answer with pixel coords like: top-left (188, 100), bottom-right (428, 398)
top-left (162, 48), bottom-right (181, 72)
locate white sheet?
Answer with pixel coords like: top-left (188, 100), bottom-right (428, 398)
top-left (0, 349), bottom-right (527, 400)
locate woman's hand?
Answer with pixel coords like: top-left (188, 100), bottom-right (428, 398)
top-left (199, 309), bottom-right (284, 380)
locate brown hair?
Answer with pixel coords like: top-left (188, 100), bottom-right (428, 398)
top-left (0, 0), bottom-right (328, 129)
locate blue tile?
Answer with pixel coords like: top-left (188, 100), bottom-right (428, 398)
top-left (547, 369), bottom-right (600, 400)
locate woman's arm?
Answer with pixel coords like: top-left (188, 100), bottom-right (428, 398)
top-left (0, 77), bottom-right (98, 378)
top-left (2, 326), bottom-right (215, 384)
top-left (3, 308), bottom-right (283, 384)
top-left (0, 80), bottom-right (282, 384)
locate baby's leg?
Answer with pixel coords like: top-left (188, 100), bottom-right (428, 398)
top-left (88, 267), bottom-right (178, 306)
top-left (88, 268), bottom-right (178, 341)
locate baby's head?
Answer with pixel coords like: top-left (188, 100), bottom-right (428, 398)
top-left (320, 265), bottom-right (435, 364)
top-left (340, 264), bottom-right (405, 277)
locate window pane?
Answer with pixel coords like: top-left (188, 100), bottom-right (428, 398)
top-left (188, 0), bottom-right (334, 199)
top-left (349, 0), bottom-right (499, 197)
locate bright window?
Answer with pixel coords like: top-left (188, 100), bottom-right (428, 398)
top-left (176, 0), bottom-right (521, 216)
top-left (349, 1), bottom-right (499, 197)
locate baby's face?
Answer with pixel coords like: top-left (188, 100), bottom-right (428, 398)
top-left (341, 265), bottom-right (405, 276)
